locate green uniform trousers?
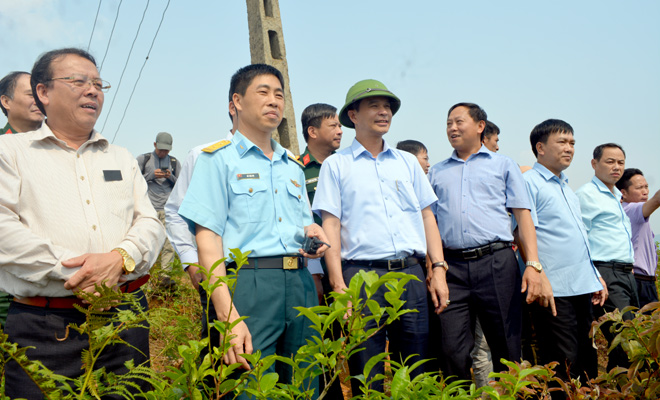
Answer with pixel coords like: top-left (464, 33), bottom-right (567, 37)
top-left (205, 267), bottom-right (319, 399)
top-left (0, 291), bottom-right (11, 328)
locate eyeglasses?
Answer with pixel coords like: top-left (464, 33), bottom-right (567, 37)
top-left (48, 75), bottom-right (111, 93)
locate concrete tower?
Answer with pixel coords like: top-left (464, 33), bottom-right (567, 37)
top-left (245, 0), bottom-right (299, 154)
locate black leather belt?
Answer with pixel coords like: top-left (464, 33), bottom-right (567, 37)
top-left (444, 241), bottom-right (512, 261)
top-left (343, 256), bottom-right (420, 271)
top-left (239, 256), bottom-right (302, 270)
top-left (593, 261), bottom-right (633, 273)
top-left (635, 274), bottom-right (656, 282)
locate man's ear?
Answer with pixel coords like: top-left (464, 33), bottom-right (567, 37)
top-left (308, 126), bottom-right (318, 140)
top-left (477, 120), bottom-right (486, 135)
top-left (232, 93), bottom-right (242, 113)
top-left (0, 95), bottom-right (10, 112)
top-left (535, 142), bottom-right (544, 157)
top-left (348, 109), bottom-right (358, 125)
top-left (36, 83), bottom-right (49, 109)
top-left (591, 159), bottom-right (597, 170)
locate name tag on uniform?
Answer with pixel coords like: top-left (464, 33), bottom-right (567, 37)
top-left (103, 170), bottom-right (122, 181)
top-left (305, 177), bottom-right (319, 185)
top-left (237, 173), bottom-right (260, 180)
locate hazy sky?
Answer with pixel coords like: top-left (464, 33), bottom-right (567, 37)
top-left (1, 0), bottom-right (659, 232)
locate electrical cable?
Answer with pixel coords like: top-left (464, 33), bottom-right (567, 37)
top-left (110, 0), bottom-right (171, 144)
top-left (99, 0), bottom-right (151, 135)
top-left (98, 0), bottom-right (123, 73)
top-left (87, 0), bottom-right (103, 51)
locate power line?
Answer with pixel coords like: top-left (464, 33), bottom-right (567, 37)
top-left (87, 0), bottom-right (103, 51)
top-left (98, 0), bottom-right (123, 73)
top-left (99, 0), bottom-right (151, 135)
top-left (110, 0), bottom-right (171, 144)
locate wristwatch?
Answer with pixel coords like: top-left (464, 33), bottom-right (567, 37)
top-left (525, 261), bottom-right (543, 273)
top-left (113, 247), bottom-right (136, 275)
top-left (432, 261), bottom-right (449, 271)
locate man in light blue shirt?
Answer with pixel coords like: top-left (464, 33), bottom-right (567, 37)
top-left (178, 64), bottom-right (328, 396)
top-left (312, 79), bottom-right (449, 394)
top-left (577, 142), bottom-right (638, 370)
top-left (525, 119), bottom-right (607, 391)
top-left (428, 102), bottom-right (554, 383)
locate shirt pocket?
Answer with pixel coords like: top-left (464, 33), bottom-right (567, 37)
top-left (394, 179), bottom-right (420, 213)
top-left (286, 182), bottom-right (305, 227)
top-left (230, 180), bottom-right (268, 223)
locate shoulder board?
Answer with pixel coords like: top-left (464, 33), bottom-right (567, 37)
top-left (288, 153), bottom-right (304, 168)
top-left (202, 140), bottom-right (231, 153)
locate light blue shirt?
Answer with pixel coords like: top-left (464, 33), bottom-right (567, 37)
top-left (576, 176), bottom-right (634, 263)
top-left (428, 146), bottom-right (530, 249)
top-left (178, 131), bottom-right (313, 258)
top-left (523, 163), bottom-right (602, 297)
top-left (312, 138), bottom-right (437, 260)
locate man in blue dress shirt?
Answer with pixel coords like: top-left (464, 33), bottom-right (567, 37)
top-left (525, 119), bottom-right (608, 394)
top-left (178, 64), bottom-right (328, 396)
top-left (428, 102), bottom-right (554, 382)
top-left (577, 143), bottom-right (637, 370)
top-left (313, 79), bottom-right (449, 394)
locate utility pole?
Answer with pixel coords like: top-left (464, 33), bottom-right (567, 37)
top-left (245, 0), bottom-right (299, 154)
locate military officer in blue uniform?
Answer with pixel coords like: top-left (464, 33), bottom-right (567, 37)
top-left (178, 64), bottom-right (328, 398)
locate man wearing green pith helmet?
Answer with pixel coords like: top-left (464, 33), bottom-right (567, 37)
top-left (312, 79), bottom-right (449, 394)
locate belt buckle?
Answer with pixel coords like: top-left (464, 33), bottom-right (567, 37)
top-left (462, 249), bottom-right (478, 260)
top-left (283, 256), bottom-right (299, 270)
top-left (387, 259), bottom-right (404, 271)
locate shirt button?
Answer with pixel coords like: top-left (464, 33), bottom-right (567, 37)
top-left (80, 176), bottom-right (85, 180)
top-left (86, 200), bottom-right (91, 205)
top-left (278, 217), bottom-right (282, 222)
top-left (76, 154), bottom-right (80, 158)
top-left (298, 195), bottom-right (301, 199)
top-left (92, 225), bottom-right (97, 230)
top-left (249, 188), bottom-right (253, 193)
top-left (275, 189), bottom-right (278, 193)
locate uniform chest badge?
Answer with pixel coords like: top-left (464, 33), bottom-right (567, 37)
top-left (290, 179), bottom-right (301, 188)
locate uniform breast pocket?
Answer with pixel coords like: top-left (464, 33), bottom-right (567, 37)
top-left (286, 183), bottom-right (305, 227)
top-left (395, 180), bottom-right (420, 213)
top-left (230, 180), bottom-right (268, 223)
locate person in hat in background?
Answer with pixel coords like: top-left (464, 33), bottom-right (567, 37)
top-left (313, 79), bottom-right (449, 394)
top-left (137, 132), bottom-right (181, 289)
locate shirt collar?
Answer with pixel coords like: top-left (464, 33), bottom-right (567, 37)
top-left (350, 137), bottom-right (393, 159)
top-left (449, 144), bottom-right (492, 163)
top-left (592, 175), bottom-right (622, 200)
top-left (1, 122), bottom-right (14, 134)
top-left (533, 162), bottom-right (568, 184)
top-left (300, 146), bottom-right (321, 167)
top-left (28, 122), bottom-right (109, 151)
top-left (233, 130), bottom-right (286, 160)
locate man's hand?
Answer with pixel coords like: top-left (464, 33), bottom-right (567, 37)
top-left (428, 267), bottom-right (450, 314)
top-left (300, 223), bottom-right (330, 259)
top-left (186, 264), bottom-right (204, 290)
top-left (521, 268), bottom-right (557, 316)
top-left (154, 168), bottom-right (169, 179)
top-left (62, 252), bottom-right (125, 297)
top-left (221, 319), bottom-right (253, 370)
top-left (312, 273), bottom-right (324, 304)
top-left (592, 277), bottom-right (609, 306)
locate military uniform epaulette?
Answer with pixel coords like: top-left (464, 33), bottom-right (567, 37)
top-left (289, 153), bottom-right (304, 168)
top-left (202, 140), bottom-right (231, 153)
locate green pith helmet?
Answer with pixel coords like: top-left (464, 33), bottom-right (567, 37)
top-left (338, 79), bottom-right (401, 128)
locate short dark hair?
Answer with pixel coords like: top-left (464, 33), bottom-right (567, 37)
top-left (228, 64), bottom-right (284, 102)
top-left (482, 120), bottom-right (500, 141)
top-left (529, 119), bottom-right (574, 157)
top-left (448, 102), bottom-right (487, 124)
top-left (616, 168), bottom-right (644, 191)
top-left (593, 143), bottom-right (625, 161)
top-left (301, 103), bottom-right (337, 143)
top-left (0, 71), bottom-right (29, 117)
top-left (396, 140), bottom-right (428, 156)
top-left (31, 48), bottom-right (97, 116)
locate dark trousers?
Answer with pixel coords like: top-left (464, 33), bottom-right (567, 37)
top-left (318, 273), bottom-right (345, 400)
top-left (531, 294), bottom-right (596, 399)
top-left (203, 268), bottom-right (319, 399)
top-left (435, 247), bottom-right (522, 382)
top-left (635, 275), bottom-right (659, 309)
top-left (343, 262), bottom-right (429, 395)
top-left (4, 290), bottom-right (151, 400)
top-left (594, 265), bottom-right (639, 370)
